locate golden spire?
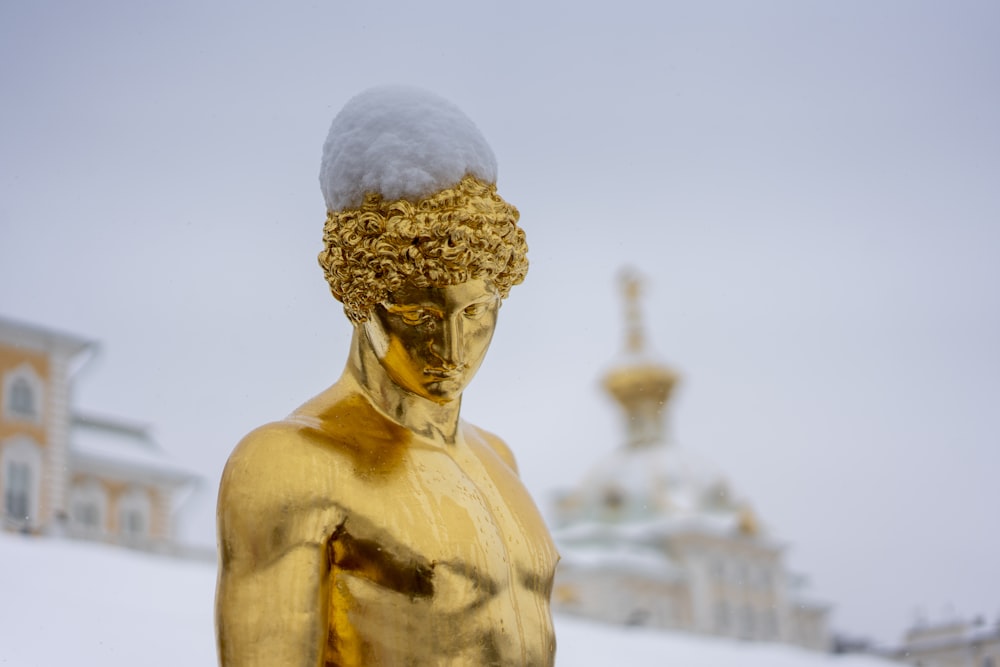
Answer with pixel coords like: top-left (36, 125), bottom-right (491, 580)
top-left (602, 269), bottom-right (679, 448)
top-left (622, 270), bottom-right (646, 355)
top-left (738, 504), bottom-right (760, 536)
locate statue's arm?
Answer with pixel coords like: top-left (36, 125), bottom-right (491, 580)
top-left (215, 426), bottom-right (342, 667)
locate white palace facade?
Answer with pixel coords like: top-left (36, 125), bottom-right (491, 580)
top-left (0, 316), bottom-right (200, 553)
top-left (886, 615), bottom-right (1000, 667)
top-left (550, 273), bottom-right (831, 651)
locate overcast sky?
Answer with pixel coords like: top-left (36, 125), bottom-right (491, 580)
top-left (2, 0), bottom-right (998, 646)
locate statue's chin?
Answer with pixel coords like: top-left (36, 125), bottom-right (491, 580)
top-left (418, 377), bottom-right (467, 404)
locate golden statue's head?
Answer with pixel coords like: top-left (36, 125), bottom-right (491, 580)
top-left (318, 174), bottom-right (527, 325)
top-left (317, 87), bottom-right (528, 326)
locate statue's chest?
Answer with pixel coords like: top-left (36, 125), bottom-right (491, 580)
top-left (331, 447), bottom-right (529, 605)
top-left (324, 445), bottom-right (557, 665)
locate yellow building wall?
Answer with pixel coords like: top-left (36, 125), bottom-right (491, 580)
top-left (4, 332), bottom-right (185, 545)
top-left (0, 343), bottom-right (50, 443)
top-left (70, 473), bottom-right (169, 540)
top-left (106, 479), bottom-right (128, 535)
top-left (0, 343), bottom-right (52, 527)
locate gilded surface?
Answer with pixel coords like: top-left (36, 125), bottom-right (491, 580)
top-left (216, 182), bottom-right (556, 666)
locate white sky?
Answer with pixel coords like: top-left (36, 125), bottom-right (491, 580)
top-left (2, 0), bottom-right (998, 646)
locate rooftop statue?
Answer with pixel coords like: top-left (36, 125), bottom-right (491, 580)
top-left (215, 87), bottom-right (558, 667)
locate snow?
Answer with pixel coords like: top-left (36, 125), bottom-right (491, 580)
top-left (0, 532), bottom-right (895, 666)
top-left (71, 414), bottom-right (197, 484)
top-left (565, 442), bottom-right (743, 521)
top-left (319, 86), bottom-right (498, 211)
top-left (558, 541), bottom-right (684, 582)
top-left (554, 615), bottom-right (891, 667)
top-left (1, 533), bottom-right (215, 666)
top-left (555, 514), bottom-right (754, 544)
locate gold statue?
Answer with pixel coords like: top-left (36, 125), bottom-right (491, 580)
top-left (215, 87), bottom-right (557, 666)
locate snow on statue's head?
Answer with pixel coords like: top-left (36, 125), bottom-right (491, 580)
top-left (318, 86), bottom-right (528, 324)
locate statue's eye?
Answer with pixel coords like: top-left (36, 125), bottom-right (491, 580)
top-left (401, 310), bottom-right (433, 326)
top-left (463, 304), bottom-right (487, 319)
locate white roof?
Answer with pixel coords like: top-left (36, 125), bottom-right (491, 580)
top-left (559, 541), bottom-right (684, 582)
top-left (554, 440), bottom-right (755, 530)
top-left (557, 513), bottom-right (741, 543)
top-left (0, 315), bottom-right (93, 357)
top-left (69, 413), bottom-right (198, 487)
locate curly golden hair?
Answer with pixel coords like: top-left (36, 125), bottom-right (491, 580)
top-left (318, 175), bottom-right (528, 324)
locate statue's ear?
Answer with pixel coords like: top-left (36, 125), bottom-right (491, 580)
top-left (359, 309), bottom-right (385, 337)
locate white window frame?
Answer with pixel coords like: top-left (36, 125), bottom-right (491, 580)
top-left (69, 479), bottom-right (109, 535)
top-left (117, 486), bottom-right (152, 540)
top-left (1, 436), bottom-right (43, 528)
top-left (2, 364), bottom-right (45, 425)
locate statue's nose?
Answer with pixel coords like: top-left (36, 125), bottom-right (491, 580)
top-left (434, 315), bottom-right (464, 367)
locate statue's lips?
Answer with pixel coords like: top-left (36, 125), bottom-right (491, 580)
top-left (424, 367), bottom-right (465, 380)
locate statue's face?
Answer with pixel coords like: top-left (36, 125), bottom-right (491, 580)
top-left (363, 279), bottom-right (500, 403)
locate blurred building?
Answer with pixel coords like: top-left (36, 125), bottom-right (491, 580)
top-left (550, 272), bottom-right (831, 650)
top-left (886, 615), bottom-right (1000, 667)
top-left (0, 316), bottom-right (200, 553)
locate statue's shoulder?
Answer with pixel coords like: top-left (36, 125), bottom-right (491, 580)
top-left (220, 420), bottom-right (328, 501)
top-left (225, 416), bottom-right (320, 463)
top-left (464, 422), bottom-right (520, 475)
top-left (226, 397), bottom-right (405, 478)
top-left (219, 381), bottom-right (366, 497)
top-left (218, 419), bottom-right (351, 559)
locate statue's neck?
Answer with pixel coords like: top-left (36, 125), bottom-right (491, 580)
top-left (347, 329), bottom-right (463, 445)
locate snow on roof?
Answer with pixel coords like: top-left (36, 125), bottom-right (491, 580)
top-left (559, 542), bottom-right (684, 582)
top-left (897, 618), bottom-right (1000, 654)
top-left (70, 413), bottom-right (198, 486)
top-left (554, 512), bottom-right (783, 555)
top-left (319, 86), bottom-right (498, 211)
top-left (0, 314), bottom-right (93, 356)
top-left (0, 531), bottom-right (896, 667)
top-left (555, 441), bottom-right (756, 532)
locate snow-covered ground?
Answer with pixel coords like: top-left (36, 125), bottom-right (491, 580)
top-left (0, 533), bottom-right (895, 666)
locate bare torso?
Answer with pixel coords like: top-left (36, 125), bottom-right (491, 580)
top-left (216, 377), bottom-right (557, 667)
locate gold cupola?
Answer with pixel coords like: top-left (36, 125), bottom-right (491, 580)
top-left (602, 269), bottom-right (679, 448)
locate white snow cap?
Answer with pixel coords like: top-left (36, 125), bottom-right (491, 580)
top-left (320, 86), bottom-right (498, 212)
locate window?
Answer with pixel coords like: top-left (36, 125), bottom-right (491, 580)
top-left (122, 510), bottom-right (145, 535)
top-left (741, 605), bottom-right (756, 638)
top-left (8, 378), bottom-right (35, 418)
top-left (714, 600), bottom-right (730, 632)
top-left (625, 608), bottom-right (650, 627)
top-left (603, 487), bottom-right (625, 511)
top-left (69, 480), bottom-right (108, 535)
top-left (4, 461), bottom-right (30, 520)
top-left (761, 609), bottom-right (779, 639)
top-left (74, 502), bottom-right (101, 528)
top-left (3, 366), bottom-right (44, 424)
top-left (117, 487), bottom-right (151, 540)
top-left (1, 437), bottom-right (41, 527)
